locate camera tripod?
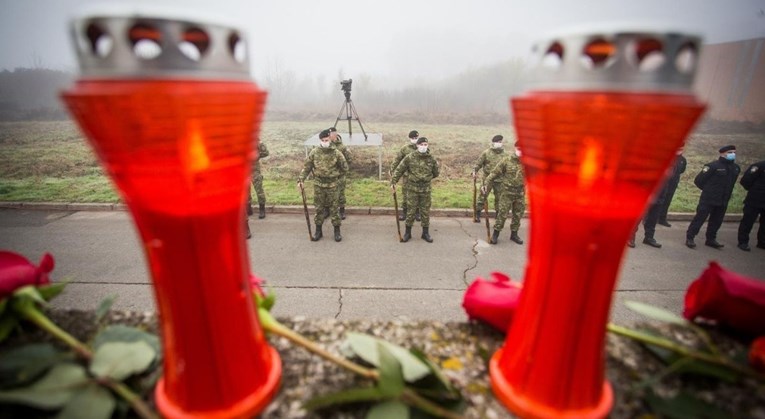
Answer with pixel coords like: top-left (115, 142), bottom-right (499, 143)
top-left (334, 89), bottom-right (368, 140)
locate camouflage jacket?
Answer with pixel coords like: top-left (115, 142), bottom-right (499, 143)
top-left (390, 143), bottom-right (417, 174)
top-left (251, 142), bottom-right (269, 177)
top-left (391, 151), bottom-right (439, 192)
top-left (474, 147), bottom-right (505, 181)
top-left (332, 139), bottom-right (352, 167)
top-left (484, 155), bottom-right (525, 194)
top-left (299, 146), bottom-right (348, 187)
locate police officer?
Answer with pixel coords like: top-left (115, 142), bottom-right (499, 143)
top-left (298, 129), bottom-right (348, 242)
top-left (737, 160), bottom-right (765, 251)
top-left (248, 141), bottom-right (269, 219)
top-left (473, 135), bottom-right (506, 223)
top-left (657, 148), bottom-right (687, 227)
top-left (328, 127), bottom-right (352, 219)
top-left (390, 130), bottom-right (420, 221)
top-left (391, 137), bottom-right (439, 243)
top-left (482, 142), bottom-right (525, 245)
top-left (629, 178), bottom-right (669, 248)
top-left (685, 145), bottom-right (741, 249)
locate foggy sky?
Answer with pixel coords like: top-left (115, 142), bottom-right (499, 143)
top-left (2, 0), bottom-right (764, 85)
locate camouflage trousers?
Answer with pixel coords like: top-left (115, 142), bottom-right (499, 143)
top-left (337, 175), bottom-right (347, 207)
top-left (250, 174), bottom-right (265, 205)
top-left (405, 188), bottom-right (432, 228)
top-left (494, 192), bottom-right (525, 232)
top-left (477, 182), bottom-right (500, 213)
top-left (314, 184), bottom-right (341, 227)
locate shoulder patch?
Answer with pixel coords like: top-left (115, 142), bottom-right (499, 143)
top-left (751, 166), bottom-right (759, 173)
top-left (702, 166), bottom-right (710, 173)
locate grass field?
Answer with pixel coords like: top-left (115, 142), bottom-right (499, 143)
top-left (1, 119), bottom-right (763, 212)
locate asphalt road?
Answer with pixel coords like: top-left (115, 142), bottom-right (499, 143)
top-left (1, 205), bottom-right (763, 327)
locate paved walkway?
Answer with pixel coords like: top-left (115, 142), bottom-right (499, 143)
top-left (1, 205), bottom-right (763, 326)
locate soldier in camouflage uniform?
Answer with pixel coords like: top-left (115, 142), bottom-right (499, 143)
top-left (473, 135), bottom-right (506, 222)
top-left (298, 129), bottom-right (349, 242)
top-left (328, 127), bottom-right (352, 219)
top-left (482, 142), bottom-right (525, 245)
top-left (390, 130), bottom-right (420, 221)
top-left (248, 141), bottom-right (269, 219)
top-left (391, 137), bottom-right (439, 243)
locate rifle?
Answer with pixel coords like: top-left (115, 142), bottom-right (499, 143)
top-left (472, 173), bottom-right (477, 222)
top-left (483, 189), bottom-right (492, 242)
top-left (392, 186), bottom-right (403, 242)
top-left (299, 181), bottom-right (314, 241)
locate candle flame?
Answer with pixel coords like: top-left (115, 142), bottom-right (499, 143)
top-left (182, 121), bottom-right (210, 173)
top-left (578, 138), bottom-right (602, 188)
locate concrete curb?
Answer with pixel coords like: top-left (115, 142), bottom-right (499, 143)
top-left (0, 201), bottom-right (744, 221)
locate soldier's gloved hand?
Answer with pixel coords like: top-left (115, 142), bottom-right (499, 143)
top-left (471, 170), bottom-right (476, 179)
top-left (297, 180), bottom-right (304, 189)
top-left (390, 184), bottom-right (396, 192)
top-left (481, 186), bottom-right (487, 195)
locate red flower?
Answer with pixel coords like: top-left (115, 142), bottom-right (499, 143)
top-left (750, 336), bottom-right (765, 374)
top-left (249, 273), bottom-right (265, 297)
top-left (462, 271), bottom-right (522, 332)
top-left (0, 251), bottom-right (54, 300)
top-left (683, 262), bottom-right (765, 337)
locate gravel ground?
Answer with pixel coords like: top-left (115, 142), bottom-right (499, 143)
top-left (2, 310), bottom-right (764, 418)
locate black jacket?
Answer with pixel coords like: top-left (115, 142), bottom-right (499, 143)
top-left (693, 157), bottom-right (740, 206)
top-left (667, 154), bottom-right (687, 188)
top-left (740, 160), bottom-right (765, 208)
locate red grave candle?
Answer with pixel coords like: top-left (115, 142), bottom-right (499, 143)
top-left (490, 31), bottom-right (706, 418)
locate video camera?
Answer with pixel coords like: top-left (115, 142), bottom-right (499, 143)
top-left (340, 78), bottom-right (352, 94)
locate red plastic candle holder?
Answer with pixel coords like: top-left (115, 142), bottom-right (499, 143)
top-left (61, 11), bottom-right (280, 418)
top-left (490, 31), bottom-right (706, 418)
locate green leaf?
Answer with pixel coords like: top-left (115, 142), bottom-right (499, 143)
top-left (409, 348), bottom-right (457, 394)
top-left (624, 301), bottom-right (689, 326)
top-left (644, 345), bottom-right (740, 383)
top-left (0, 343), bottom-right (69, 388)
top-left (94, 296), bottom-right (115, 324)
top-left (255, 289), bottom-right (276, 312)
top-left (0, 314), bottom-right (18, 343)
top-left (367, 400), bottom-right (409, 419)
top-left (304, 387), bottom-right (386, 411)
top-left (37, 282), bottom-right (68, 302)
top-left (93, 325), bottom-right (161, 357)
top-left (89, 341), bottom-right (156, 381)
top-left (345, 333), bottom-right (431, 382)
top-left (0, 363), bottom-right (88, 409)
top-left (377, 343), bottom-right (405, 398)
top-left (56, 382), bottom-right (116, 419)
top-left (645, 389), bottom-right (729, 419)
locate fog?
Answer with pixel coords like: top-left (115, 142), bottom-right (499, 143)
top-left (1, 0), bottom-right (764, 116)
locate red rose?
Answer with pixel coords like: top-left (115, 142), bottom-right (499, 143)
top-left (750, 336), bottom-right (765, 374)
top-left (0, 251), bottom-right (54, 300)
top-left (683, 262), bottom-right (765, 337)
top-left (249, 273), bottom-right (265, 297)
top-left (462, 271), bottom-right (522, 332)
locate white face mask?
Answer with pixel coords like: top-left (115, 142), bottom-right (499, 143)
top-left (319, 140), bottom-right (331, 148)
top-left (492, 142), bottom-right (503, 149)
top-left (514, 149), bottom-right (522, 157)
top-left (417, 145), bottom-right (428, 153)
top-left (410, 138), bottom-right (418, 144)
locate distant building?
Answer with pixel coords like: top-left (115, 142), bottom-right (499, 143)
top-left (695, 37), bottom-right (765, 123)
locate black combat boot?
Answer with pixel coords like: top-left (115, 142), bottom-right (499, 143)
top-left (312, 224), bottom-right (323, 241)
top-left (510, 231), bottom-right (524, 244)
top-left (474, 204), bottom-right (481, 223)
top-left (705, 239), bottom-right (724, 249)
top-left (399, 206), bottom-right (407, 221)
top-left (340, 207), bottom-right (346, 220)
top-left (421, 227), bottom-right (433, 243)
top-left (334, 226), bottom-right (342, 242)
top-left (643, 237), bottom-right (661, 248)
top-left (402, 226), bottom-right (412, 242)
top-left (258, 204), bottom-right (266, 219)
top-left (490, 230), bottom-right (499, 244)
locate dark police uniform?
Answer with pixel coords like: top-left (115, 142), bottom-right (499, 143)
top-left (737, 160), bottom-right (765, 250)
top-left (657, 154), bottom-right (686, 226)
top-left (686, 151), bottom-right (740, 248)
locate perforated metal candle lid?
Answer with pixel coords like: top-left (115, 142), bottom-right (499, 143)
top-left (526, 29), bottom-right (702, 92)
top-left (69, 8), bottom-right (251, 80)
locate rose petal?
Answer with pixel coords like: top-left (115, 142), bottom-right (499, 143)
top-left (462, 271), bottom-right (522, 332)
top-left (0, 251), bottom-right (39, 299)
top-left (749, 336), bottom-right (765, 374)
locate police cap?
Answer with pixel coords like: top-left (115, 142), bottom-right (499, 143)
top-left (718, 145), bottom-right (736, 153)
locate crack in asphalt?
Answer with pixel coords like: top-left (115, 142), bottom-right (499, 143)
top-left (335, 288), bottom-right (343, 319)
top-left (455, 218), bottom-right (480, 286)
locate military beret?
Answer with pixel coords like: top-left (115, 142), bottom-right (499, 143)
top-left (718, 145), bottom-right (736, 153)
top-left (416, 137), bottom-right (428, 145)
top-left (319, 130), bottom-right (330, 139)
top-left (408, 130), bottom-right (419, 138)
top-left (491, 135), bottom-right (504, 143)
top-left (328, 127), bottom-right (337, 132)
